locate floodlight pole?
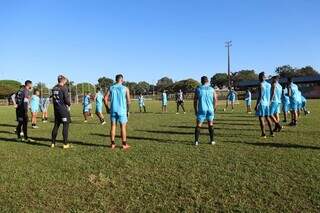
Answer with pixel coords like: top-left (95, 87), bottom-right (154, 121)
top-left (225, 41), bottom-right (232, 88)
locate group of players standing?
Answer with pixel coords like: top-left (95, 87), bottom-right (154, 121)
top-left (11, 72), bottom-right (309, 148)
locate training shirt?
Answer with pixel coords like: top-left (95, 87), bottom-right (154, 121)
top-left (15, 87), bottom-right (30, 112)
top-left (52, 85), bottom-right (71, 117)
top-left (282, 89), bottom-right (290, 105)
top-left (176, 91), bottom-right (184, 102)
top-left (95, 92), bottom-right (104, 106)
top-left (272, 82), bottom-right (282, 104)
top-left (259, 81), bottom-right (271, 106)
top-left (228, 90), bottom-right (236, 101)
top-left (30, 95), bottom-right (40, 109)
top-left (162, 92), bottom-right (167, 102)
top-left (288, 83), bottom-right (299, 103)
top-left (109, 83), bottom-right (127, 115)
top-left (138, 96), bottom-right (145, 106)
top-left (195, 84), bottom-right (215, 113)
top-left (83, 95), bottom-right (90, 107)
top-left (245, 91), bottom-right (251, 101)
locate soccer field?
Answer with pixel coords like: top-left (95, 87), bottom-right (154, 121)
top-left (0, 100), bottom-right (319, 212)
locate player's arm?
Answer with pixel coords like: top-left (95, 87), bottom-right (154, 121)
top-left (287, 86), bottom-right (292, 97)
top-left (126, 87), bottom-right (131, 115)
top-left (271, 84), bottom-right (275, 102)
top-left (214, 91), bottom-right (218, 112)
top-left (63, 88), bottom-right (71, 106)
top-left (193, 90), bottom-right (198, 115)
top-left (255, 84), bottom-right (261, 111)
top-left (23, 91), bottom-right (29, 115)
top-left (11, 93), bottom-right (17, 108)
top-left (104, 91), bottom-right (110, 113)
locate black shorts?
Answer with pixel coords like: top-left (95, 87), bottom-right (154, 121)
top-left (54, 111), bottom-right (70, 123)
top-left (16, 109), bottom-right (28, 122)
top-left (177, 100), bottom-right (184, 105)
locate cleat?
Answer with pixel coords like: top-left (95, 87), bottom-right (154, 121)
top-left (223, 108), bottom-right (226, 112)
top-left (261, 134), bottom-right (267, 139)
top-left (20, 132), bottom-right (24, 137)
top-left (176, 112), bottom-right (179, 114)
top-left (194, 141), bottom-right (199, 146)
top-left (122, 144), bottom-right (131, 149)
top-left (183, 112), bottom-right (186, 114)
top-left (210, 141), bottom-right (216, 145)
top-left (101, 121), bottom-right (106, 125)
top-left (270, 133), bottom-right (275, 137)
top-left (50, 144), bottom-right (55, 148)
top-left (84, 120), bottom-right (88, 123)
top-left (32, 125), bottom-right (39, 129)
top-left (27, 138), bottom-right (35, 143)
top-left (63, 144), bottom-right (71, 149)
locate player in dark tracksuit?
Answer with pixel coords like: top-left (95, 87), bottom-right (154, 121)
top-left (51, 75), bottom-right (71, 149)
top-left (15, 80), bottom-right (35, 142)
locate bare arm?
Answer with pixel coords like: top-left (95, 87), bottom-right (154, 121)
top-left (271, 84), bottom-right (275, 102)
top-left (104, 91), bottom-right (110, 112)
top-left (255, 84), bottom-right (262, 110)
top-left (214, 91), bottom-right (218, 112)
top-left (193, 91), bottom-right (198, 115)
top-left (126, 87), bottom-right (131, 114)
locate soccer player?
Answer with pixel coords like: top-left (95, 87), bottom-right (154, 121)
top-left (281, 88), bottom-right (290, 123)
top-left (51, 75), bottom-right (71, 149)
top-left (30, 89), bottom-right (40, 129)
top-left (287, 77), bottom-right (299, 126)
top-left (194, 76), bottom-right (217, 146)
top-left (15, 80), bottom-right (35, 142)
top-left (269, 76), bottom-right (282, 132)
top-left (94, 87), bottom-right (106, 125)
top-left (224, 87), bottom-right (237, 112)
top-left (161, 90), bottom-right (168, 113)
top-left (255, 72), bottom-right (273, 138)
top-left (11, 85), bottom-right (24, 136)
top-left (40, 96), bottom-right (50, 123)
top-left (104, 74), bottom-right (131, 149)
top-left (244, 88), bottom-right (252, 113)
top-left (176, 89), bottom-right (186, 114)
top-left (82, 91), bottom-right (91, 122)
top-left (300, 95), bottom-right (310, 115)
top-left (138, 93), bottom-right (147, 113)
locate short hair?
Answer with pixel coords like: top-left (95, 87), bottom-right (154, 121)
top-left (58, 75), bottom-right (67, 83)
top-left (25, 80), bottom-right (32, 86)
top-left (272, 75), bottom-right (280, 81)
top-left (288, 77), bottom-right (293, 83)
top-left (201, 76), bottom-right (208, 84)
top-left (115, 74), bottom-right (123, 82)
top-left (258, 72), bottom-right (265, 80)
top-left (96, 87), bottom-right (101, 91)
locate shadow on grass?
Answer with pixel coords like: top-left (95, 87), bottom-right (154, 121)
top-left (0, 123), bottom-right (17, 128)
top-left (224, 140), bottom-right (320, 150)
top-left (0, 130), bottom-right (16, 135)
top-left (165, 125), bottom-right (260, 131)
top-left (90, 133), bottom-right (192, 145)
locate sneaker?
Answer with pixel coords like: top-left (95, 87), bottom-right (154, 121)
top-left (63, 144), bottom-right (71, 149)
top-left (50, 143), bottom-right (55, 148)
top-left (27, 138), bottom-right (35, 143)
top-left (101, 121), bottom-right (106, 125)
top-left (122, 144), bottom-right (131, 149)
top-left (176, 112), bottom-right (179, 114)
top-left (111, 144), bottom-right (116, 149)
top-left (183, 112), bottom-right (186, 114)
top-left (84, 120), bottom-right (88, 123)
top-left (195, 141), bottom-right (199, 146)
top-left (261, 134), bottom-right (267, 139)
top-left (20, 132), bottom-right (24, 137)
top-left (32, 125), bottom-right (39, 129)
top-left (210, 141), bottom-right (216, 145)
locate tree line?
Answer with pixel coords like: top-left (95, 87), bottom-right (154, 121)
top-left (0, 65), bottom-right (318, 98)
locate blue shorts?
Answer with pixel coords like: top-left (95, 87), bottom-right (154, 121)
top-left (282, 104), bottom-right (290, 113)
top-left (162, 101), bottom-right (167, 106)
top-left (83, 107), bottom-right (90, 113)
top-left (197, 111), bottom-right (214, 123)
top-left (110, 112), bottom-right (128, 124)
top-left (270, 102), bottom-right (280, 115)
top-left (256, 105), bottom-right (270, 117)
top-left (290, 101), bottom-right (298, 111)
top-left (31, 106), bottom-right (39, 113)
top-left (245, 100), bottom-right (251, 106)
top-left (96, 105), bottom-right (103, 113)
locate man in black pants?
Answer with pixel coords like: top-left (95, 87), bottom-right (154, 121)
top-left (16, 80), bottom-right (35, 142)
top-left (176, 89), bottom-right (186, 114)
top-left (51, 75), bottom-right (71, 149)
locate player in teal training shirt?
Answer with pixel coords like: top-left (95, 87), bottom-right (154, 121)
top-left (105, 74), bottom-right (131, 149)
top-left (255, 72), bottom-right (273, 138)
top-left (281, 88), bottom-right (290, 123)
top-left (94, 87), bottom-right (106, 125)
top-left (269, 76), bottom-right (283, 132)
top-left (244, 88), bottom-right (252, 113)
top-left (30, 89), bottom-right (40, 129)
top-left (287, 77), bottom-right (299, 126)
top-left (193, 76), bottom-right (218, 146)
top-left (161, 91), bottom-right (168, 113)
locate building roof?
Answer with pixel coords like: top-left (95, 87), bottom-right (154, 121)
top-left (237, 75), bottom-right (320, 88)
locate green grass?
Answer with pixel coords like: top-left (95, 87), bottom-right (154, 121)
top-left (0, 100), bottom-right (319, 212)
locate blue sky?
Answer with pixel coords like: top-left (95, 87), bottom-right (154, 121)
top-left (0, 0), bottom-right (319, 86)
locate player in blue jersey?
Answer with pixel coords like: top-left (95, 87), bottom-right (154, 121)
top-left (296, 90), bottom-right (302, 118)
top-left (30, 89), bottom-right (40, 129)
top-left (281, 88), bottom-right (290, 123)
top-left (300, 94), bottom-right (310, 115)
top-left (94, 87), bottom-right (106, 125)
top-left (105, 74), bottom-right (131, 149)
top-left (224, 87), bottom-right (237, 112)
top-left (40, 96), bottom-right (50, 123)
top-left (15, 80), bottom-right (35, 142)
top-left (287, 77), bottom-right (299, 126)
top-left (82, 91), bottom-right (92, 122)
top-left (161, 90), bottom-right (168, 113)
top-left (269, 76), bottom-right (283, 132)
top-left (193, 76), bottom-right (218, 146)
top-left (138, 93), bottom-right (147, 113)
top-left (255, 72), bottom-right (273, 138)
top-left (244, 88), bottom-right (252, 113)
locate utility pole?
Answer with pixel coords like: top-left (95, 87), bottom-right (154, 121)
top-left (225, 41), bottom-right (232, 88)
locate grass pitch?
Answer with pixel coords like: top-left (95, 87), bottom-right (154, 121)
top-left (0, 100), bottom-right (319, 212)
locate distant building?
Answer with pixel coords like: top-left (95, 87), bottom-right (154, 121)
top-left (236, 75), bottom-right (320, 98)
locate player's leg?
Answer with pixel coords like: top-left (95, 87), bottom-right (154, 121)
top-left (143, 105), bottom-right (146, 113)
top-left (51, 120), bottom-right (60, 147)
top-left (119, 115), bottom-right (129, 149)
top-left (83, 111), bottom-right (88, 122)
top-left (258, 116), bottom-right (266, 138)
top-left (62, 120), bottom-right (70, 148)
top-left (265, 116), bottom-right (274, 136)
top-left (139, 106), bottom-right (142, 113)
top-left (207, 121), bottom-right (215, 145)
top-left (181, 102), bottom-right (186, 113)
top-left (195, 121), bottom-right (202, 145)
top-left (231, 101), bottom-right (234, 110)
top-left (16, 118), bottom-right (23, 140)
top-left (22, 114), bottom-right (31, 141)
top-left (110, 114), bottom-right (117, 148)
top-left (176, 102), bottom-right (179, 113)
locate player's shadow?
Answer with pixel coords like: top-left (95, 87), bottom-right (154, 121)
top-left (0, 130), bottom-right (16, 134)
top-left (0, 123), bottom-right (17, 128)
top-left (214, 122), bottom-right (255, 126)
top-left (0, 137), bottom-right (49, 147)
top-left (90, 133), bottom-right (192, 145)
top-left (165, 125), bottom-right (260, 131)
top-left (224, 140), bottom-right (320, 150)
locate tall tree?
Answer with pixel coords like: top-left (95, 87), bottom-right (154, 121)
top-left (275, 65), bottom-right (296, 78)
top-left (34, 82), bottom-right (50, 96)
top-left (233, 70), bottom-right (258, 85)
top-left (172, 79), bottom-right (199, 92)
top-left (156, 77), bottom-right (174, 92)
top-left (97, 77), bottom-right (114, 90)
top-left (210, 73), bottom-right (228, 88)
top-left (136, 81), bottom-right (150, 94)
top-left (295, 66), bottom-right (319, 77)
